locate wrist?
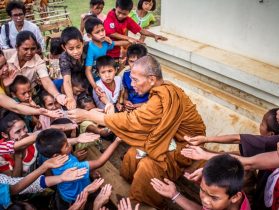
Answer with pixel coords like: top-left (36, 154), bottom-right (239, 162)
top-left (171, 191), bottom-right (181, 203)
top-left (55, 93), bottom-right (62, 99)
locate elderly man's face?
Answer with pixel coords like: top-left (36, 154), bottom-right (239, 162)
top-left (130, 64), bottom-right (153, 95)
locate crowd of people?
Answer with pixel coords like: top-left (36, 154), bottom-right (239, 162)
top-left (0, 0), bottom-right (278, 210)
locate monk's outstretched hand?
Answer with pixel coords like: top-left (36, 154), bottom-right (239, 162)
top-left (67, 108), bottom-right (88, 123)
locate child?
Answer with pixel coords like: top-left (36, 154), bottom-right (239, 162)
top-left (47, 37), bottom-right (63, 80)
top-left (0, 112), bottom-right (37, 175)
top-left (92, 56), bottom-right (123, 111)
top-left (151, 154), bottom-right (251, 210)
top-left (104, 0), bottom-right (167, 61)
top-left (182, 108), bottom-right (279, 210)
top-left (84, 17), bottom-right (129, 94)
top-left (39, 90), bottom-right (65, 130)
top-left (80, 0), bottom-right (106, 36)
top-left (53, 72), bottom-right (89, 102)
top-left (76, 92), bottom-right (110, 139)
top-left (0, 155), bottom-right (87, 209)
top-left (35, 128), bottom-right (121, 206)
top-left (129, 0), bottom-right (156, 42)
top-left (9, 75), bottom-right (41, 131)
top-left (122, 44), bottom-right (148, 111)
top-left (59, 27), bottom-right (85, 110)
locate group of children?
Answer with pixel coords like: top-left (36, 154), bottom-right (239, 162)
top-left (0, 0), bottom-right (279, 209)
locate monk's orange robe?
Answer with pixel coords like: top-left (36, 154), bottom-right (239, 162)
top-left (105, 82), bottom-right (206, 208)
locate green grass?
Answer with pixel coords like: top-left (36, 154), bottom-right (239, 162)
top-left (64, 0), bottom-right (160, 28)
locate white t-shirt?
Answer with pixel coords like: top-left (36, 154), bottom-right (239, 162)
top-left (0, 20), bottom-right (45, 50)
top-left (92, 76), bottom-right (122, 109)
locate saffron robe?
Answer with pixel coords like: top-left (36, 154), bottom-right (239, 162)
top-left (105, 82), bottom-right (206, 208)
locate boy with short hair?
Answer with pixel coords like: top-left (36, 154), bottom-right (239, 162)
top-left (104, 0), bottom-right (167, 60)
top-left (151, 154), bottom-right (251, 210)
top-left (122, 44), bottom-right (148, 111)
top-left (10, 75), bottom-right (41, 131)
top-left (92, 55), bottom-right (123, 111)
top-left (84, 17), bottom-right (129, 95)
top-left (36, 128), bottom-right (121, 205)
top-left (59, 27), bottom-right (85, 110)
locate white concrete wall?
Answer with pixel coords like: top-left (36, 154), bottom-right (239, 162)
top-left (161, 0), bottom-right (279, 67)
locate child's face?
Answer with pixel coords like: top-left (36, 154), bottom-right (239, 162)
top-left (43, 95), bottom-right (61, 111)
top-left (115, 7), bottom-right (130, 22)
top-left (60, 141), bottom-right (72, 155)
top-left (90, 4), bottom-right (104, 16)
top-left (0, 55), bottom-right (9, 78)
top-left (13, 83), bottom-right (32, 103)
top-left (98, 65), bottom-right (116, 84)
top-left (73, 85), bottom-right (86, 97)
top-left (90, 24), bottom-right (106, 42)
top-left (199, 178), bottom-right (239, 210)
top-left (128, 55), bottom-right (138, 69)
top-left (62, 39), bottom-right (84, 60)
top-left (9, 120), bottom-right (28, 141)
top-left (83, 101), bottom-right (96, 111)
top-left (142, 1), bottom-right (154, 12)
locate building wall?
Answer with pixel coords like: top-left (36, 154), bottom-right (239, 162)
top-left (161, 0), bottom-right (279, 67)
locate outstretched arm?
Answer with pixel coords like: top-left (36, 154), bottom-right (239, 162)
top-left (151, 178), bottom-right (200, 210)
top-left (184, 134), bottom-right (241, 146)
top-left (88, 138), bottom-right (121, 170)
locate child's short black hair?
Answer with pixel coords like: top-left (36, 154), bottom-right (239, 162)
top-left (60, 27), bottom-right (83, 46)
top-left (137, 0), bottom-right (156, 11)
top-left (77, 92), bottom-right (94, 109)
top-left (265, 108), bottom-right (279, 135)
top-left (71, 72), bottom-right (89, 90)
top-left (50, 38), bottom-right (63, 56)
top-left (85, 16), bottom-right (103, 34)
top-left (90, 0), bottom-right (104, 6)
top-left (96, 55), bottom-right (116, 72)
top-left (116, 0), bottom-right (133, 11)
top-left (51, 118), bottom-right (77, 138)
top-left (127, 44), bottom-right (148, 59)
top-left (0, 111), bottom-right (23, 135)
top-left (36, 128), bottom-right (67, 158)
top-left (9, 75), bottom-right (30, 94)
top-left (203, 154), bottom-right (244, 198)
top-left (0, 49), bottom-right (3, 56)
top-left (6, 0), bottom-right (26, 17)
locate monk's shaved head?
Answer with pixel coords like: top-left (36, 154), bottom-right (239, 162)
top-left (133, 55), bottom-right (163, 79)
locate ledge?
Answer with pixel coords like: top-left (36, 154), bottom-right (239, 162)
top-left (140, 26), bottom-right (279, 107)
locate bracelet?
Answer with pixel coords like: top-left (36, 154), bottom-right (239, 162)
top-left (171, 192), bottom-right (181, 203)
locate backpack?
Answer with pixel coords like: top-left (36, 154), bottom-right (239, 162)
top-left (1, 23), bottom-right (12, 48)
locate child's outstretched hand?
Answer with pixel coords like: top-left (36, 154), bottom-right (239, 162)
top-left (184, 135), bottom-right (207, 146)
top-left (95, 86), bottom-right (104, 97)
top-left (66, 97), bottom-right (77, 110)
top-left (117, 197), bottom-right (140, 210)
top-left (184, 168), bottom-right (203, 183)
top-left (77, 133), bottom-right (100, 144)
top-left (154, 35), bottom-right (168, 42)
top-left (103, 36), bottom-right (112, 44)
top-left (150, 178), bottom-right (177, 199)
top-left (93, 184), bottom-right (112, 210)
top-left (74, 149), bottom-right (88, 161)
top-left (69, 190), bottom-right (88, 210)
top-left (84, 178), bottom-right (104, 193)
top-left (40, 108), bottom-right (64, 118)
top-left (43, 155), bottom-right (68, 170)
top-left (60, 167), bottom-right (88, 182)
top-left (104, 103), bottom-right (115, 115)
top-left (181, 146), bottom-right (208, 160)
top-left (2, 69), bottom-right (17, 87)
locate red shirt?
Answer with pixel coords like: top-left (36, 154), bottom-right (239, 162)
top-left (104, 9), bottom-right (142, 58)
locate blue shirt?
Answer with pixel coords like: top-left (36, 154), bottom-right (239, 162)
top-left (53, 79), bottom-right (63, 93)
top-left (85, 41), bottom-right (115, 67)
top-left (122, 70), bottom-right (149, 104)
top-left (51, 154), bottom-right (90, 203)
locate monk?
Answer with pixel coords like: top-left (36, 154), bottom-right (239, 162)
top-left (68, 55), bottom-right (206, 208)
